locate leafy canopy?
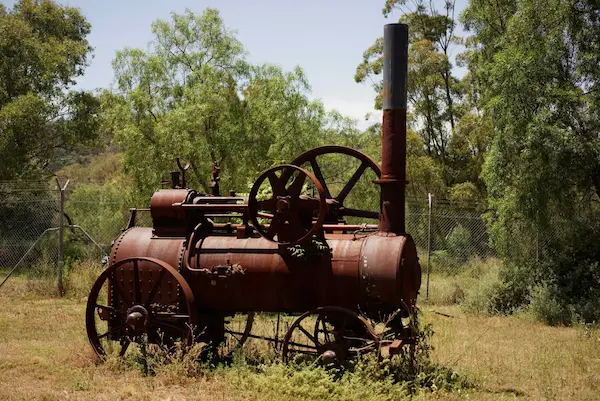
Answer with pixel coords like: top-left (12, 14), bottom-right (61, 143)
top-left (463, 0), bottom-right (600, 322)
top-left (104, 8), bottom-right (365, 195)
top-left (0, 0), bottom-right (100, 179)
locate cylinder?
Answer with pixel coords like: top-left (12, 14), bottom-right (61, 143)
top-left (376, 23), bottom-right (409, 235)
top-left (186, 233), bottom-right (420, 315)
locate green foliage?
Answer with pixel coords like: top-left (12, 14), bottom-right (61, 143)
top-left (286, 237), bottom-right (330, 260)
top-left (102, 8), bottom-right (346, 197)
top-left (0, 0), bottom-right (100, 179)
top-left (462, 0), bottom-right (600, 322)
top-left (529, 284), bottom-right (573, 326)
top-left (56, 152), bottom-right (124, 186)
top-left (65, 181), bottom-right (137, 247)
top-left (448, 182), bottom-right (482, 207)
top-left (462, 261), bottom-right (531, 315)
top-left (114, 315), bottom-right (469, 401)
top-left (446, 225), bottom-right (472, 262)
top-left (356, 0), bottom-right (479, 195)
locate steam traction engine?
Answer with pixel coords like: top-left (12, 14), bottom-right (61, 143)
top-left (86, 24), bottom-right (421, 365)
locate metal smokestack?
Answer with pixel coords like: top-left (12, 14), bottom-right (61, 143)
top-left (377, 23), bottom-right (408, 235)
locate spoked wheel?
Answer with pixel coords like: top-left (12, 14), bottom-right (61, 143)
top-left (219, 311), bottom-right (255, 358)
top-left (248, 164), bottom-right (327, 245)
top-left (282, 306), bottom-right (379, 366)
top-left (291, 145), bottom-right (382, 223)
top-left (86, 257), bottom-right (198, 358)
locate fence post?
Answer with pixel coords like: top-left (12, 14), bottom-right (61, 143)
top-left (56, 178), bottom-right (69, 296)
top-left (426, 193), bottom-right (433, 303)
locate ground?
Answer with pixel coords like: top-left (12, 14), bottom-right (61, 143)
top-left (0, 275), bottom-right (599, 401)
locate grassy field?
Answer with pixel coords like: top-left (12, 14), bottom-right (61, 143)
top-left (1, 270), bottom-right (599, 401)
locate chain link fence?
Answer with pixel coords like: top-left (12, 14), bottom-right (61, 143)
top-left (0, 181), bottom-right (495, 300)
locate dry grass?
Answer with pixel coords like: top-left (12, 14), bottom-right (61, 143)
top-left (0, 271), bottom-right (599, 400)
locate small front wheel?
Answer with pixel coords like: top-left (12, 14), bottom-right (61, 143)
top-left (282, 306), bottom-right (378, 366)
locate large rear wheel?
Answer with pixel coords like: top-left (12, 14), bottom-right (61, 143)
top-left (85, 257), bottom-right (199, 358)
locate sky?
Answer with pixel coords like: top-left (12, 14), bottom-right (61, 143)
top-left (6, 0), bottom-right (468, 129)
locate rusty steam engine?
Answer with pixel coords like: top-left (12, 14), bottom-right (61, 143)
top-left (86, 24), bottom-right (422, 364)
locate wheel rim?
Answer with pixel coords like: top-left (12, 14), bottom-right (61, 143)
top-left (248, 164), bottom-right (327, 245)
top-left (282, 306), bottom-right (378, 365)
top-left (86, 257), bottom-right (198, 358)
top-left (291, 145), bottom-right (382, 222)
top-left (220, 311), bottom-right (255, 358)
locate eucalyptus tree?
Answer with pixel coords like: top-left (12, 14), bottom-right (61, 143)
top-left (462, 0), bottom-right (600, 322)
top-left (356, 0), bottom-right (463, 167)
top-left (0, 0), bottom-right (100, 179)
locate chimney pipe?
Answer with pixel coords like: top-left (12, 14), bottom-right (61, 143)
top-left (376, 23), bottom-right (408, 235)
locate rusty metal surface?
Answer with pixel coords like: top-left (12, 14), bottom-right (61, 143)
top-left (185, 235), bottom-right (363, 312)
top-left (150, 189), bottom-right (193, 236)
top-left (291, 145), bottom-right (382, 223)
top-left (110, 227), bottom-right (186, 274)
top-left (361, 234), bottom-right (420, 314)
top-left (375, 23), bottom-right (409, 235)
top-left (87, 22), bottom-right (421, 363)
top-left (248, 164), bottom-right (328, 245)
top-left (182, 233), bottom-right (418, 316)
top-left (86, 256), bottom-right (198, 357)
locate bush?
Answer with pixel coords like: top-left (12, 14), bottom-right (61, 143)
top-left (462, 261), bottom-right (530, 315)
top-left (529, 284), bottom-right (573, 326)
top-left (98, 311), bottom-right (470, 400)
top-left (430, 250), bottom-right (461, 274)
top-left (446, 224), bottom-right (473, 263)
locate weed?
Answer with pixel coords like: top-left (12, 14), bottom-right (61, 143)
top-left (71, 380), bottom-right (90, 391)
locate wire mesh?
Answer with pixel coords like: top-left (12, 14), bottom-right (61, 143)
top-left (1, 181), bottom-right (502, 299)
top-left (0, 182), bottom-right (60, 276)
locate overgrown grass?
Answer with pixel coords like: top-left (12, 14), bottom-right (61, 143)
top-left (2, 263), bottom-right (600, 400)
top-left (425, 257), bottom-right (502, 309)
top-left (94, 310), bottom-right (469, 400)
top-left (428, 257), bottom-right (600, 327)
top-left (0, 259), bottom-right (104, 300)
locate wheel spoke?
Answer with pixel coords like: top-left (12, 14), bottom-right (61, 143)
top-left (336, 163), bottom-right (367, 204)
top-left (267, 171), bottom-right (287, 196)
top-left (287, 213), bottom-right (308, 239)
top-left (112, 280), bottom-right (133, 308)
top-left (145, 268), bottom-right (167, 307)
top-left (98, 323), bottom-right (127, 340)
top-left (321, 319), bottom-right (332, 343)
top-left (227, 331), bottom-right (241, 343)
top-left (298, 323), bottom-right (317, 345)
top-left (133, 260), bottom-right (141, 304)
top-left (309, 158), bottom-right (332, 199)
top-left (288, 348), bottom-right (320, 356)
top-left (287, 172), bottom-right (306, 197)
top-left (119, 338), bottom-right (131, 356)
top-left (287, 341), bottom-right (318, 350)
top-left (152, 318), bottom-right (188, 333)
top-left (266, 214), bottom-right (282, 239)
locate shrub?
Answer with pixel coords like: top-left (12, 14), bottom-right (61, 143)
top-left (462, 261), bottom-right (530, 315)
top-left (529, 284), bottom-right (573, 326)
top-left (446, 224), bottom-right (473, 263)
top-left (430, 250), bottom-right (461, 274)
